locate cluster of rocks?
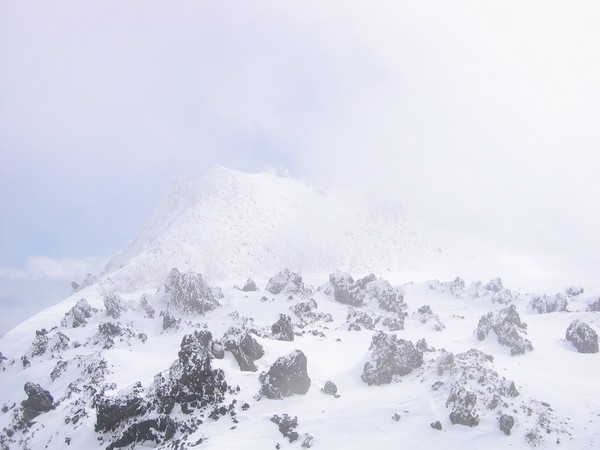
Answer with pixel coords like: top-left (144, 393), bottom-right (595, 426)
top-left (271, 314), bottom-right (295, 341)
top-left (475, 305), bottom-right (533, 355)
top-left (361, 331), bottom-right (423, 385)
top-left (565, 320), bottom-right (598, 353)
top-left (222, 327), bottom-right (263, 371)
top-left (430, 277), bottom-right (517, 305)
top-left (162, 268), bottom-right (220, 315)
top-left (21, 382), bottom-right (54, 422)
top-left (104, 293), bottom-right (128, 319)
top-left (415, 305), bottom-right (445, 331)
top-left (61, 298), bottom-right (99, 328)
top-left (139, 295), bottom-right (155, 319)
top-left (87, 322), bottom-right (147, 349)
top-left (587, 298), bottom-right (600, 312)
top-left (258, 350), bottom-right (311, 399)
top-left (289, 299), bottom-right (332, 328)
top-left (21, 329), bottom-right (71, 367)
top-left (528, 294), bottom-right (568, 314)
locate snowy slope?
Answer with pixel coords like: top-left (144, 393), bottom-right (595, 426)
top-left (0, 167), bottom-right (598, 450)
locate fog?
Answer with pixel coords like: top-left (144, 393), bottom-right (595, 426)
top-left (1, 1), bottom-right (599, 334)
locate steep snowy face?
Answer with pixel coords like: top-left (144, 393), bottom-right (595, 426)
top-left (101, 167), bottom-right (480, 292)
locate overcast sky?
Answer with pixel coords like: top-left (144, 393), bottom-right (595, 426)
top-left (1, 1), bottom-right (599, 334)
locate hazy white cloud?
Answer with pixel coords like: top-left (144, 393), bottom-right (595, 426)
top-left (0, 256), bottom-right (103, 282)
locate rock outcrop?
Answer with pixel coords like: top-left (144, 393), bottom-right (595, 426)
top-left (266, 269), bottom-right (307, 296)
top-left (475, 305), bottom-right (533, 355)
top-left (61, 298), bottom-right (99, 328)
top-left (162, 268), bottom-right (220, 315)
top-left (222, 327), bottom-right (264, 371)
top-left (258, 350), bottom-right (310, 399)
top-left (21, 382), bottom-right (54, 421)
top-left (271, 314), bottom-right (294, 341)
top-left (566, 320), bottom-right (598, 353)
top-left (361, 332), bottom-right (422, 385)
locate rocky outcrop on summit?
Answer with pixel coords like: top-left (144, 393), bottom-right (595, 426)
top-left (361, 332), bottom-right (423, 385)
top-left (154, 331), bottom-right (228, 414)
top-left (266, 269), bottom-right (307, 296)
top-left (528, 294), bottom-right (568, 314)
top-left (21, 382), bottom-right (54, 421)
top-left (104, 293), bottom-right (127, 319)
top-left (258, 350), bottom-right (311, 399)
top-left (475, 304), bottom-right (533, 355)
top-left (566, 320), bottom-right (598, 353)
top-left (162, 268), bottom-right (220, 315)
top-left (242, 278), bottom-right (258, 292)
top-left (61, 298), bottom-right (98, 328)
top-left (222, 327), bottom-right (264, 372)
top-left (271, 314), bottom-right (294, 341)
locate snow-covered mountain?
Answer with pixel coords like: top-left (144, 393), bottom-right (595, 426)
top-left (0, 167), bottom-right (599, 450)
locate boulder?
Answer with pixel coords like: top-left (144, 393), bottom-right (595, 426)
top-left (361, 332), bottom-right (423, 385)
top-left (499, 414), bottom-right (515, 435)
top-left (222, 327), bottom-right (264, 372)
top-left (242, 278), bottom-right (258, 292)
top-left (95, 383), bottom-right (146, 432)
top-left (321, 381), bottom-right (337, 396)
top-left (21, 382), bottom-right (53, 421)
top-left (266, 269), bottom-right (306, 295)
top-left (104, 293), bottom-right (127, 319)
top-left (61, 298), bottom-right (98, 328)
top-left (566, 320), bottom-right (598, 353)
top-left (270, 414), bottom-right (299, 442)
top-left (447, 386), bottom-right (479, 427)
top-left (271, 314), bottom-right (294, 341)
top-left (346, 308), bottom-right (376, 331)
top-left (258, 350), bottom-right (311, 399)
top-left (475, 304), bottom-right (533, 355)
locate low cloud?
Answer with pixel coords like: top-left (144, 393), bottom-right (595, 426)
top-left (0, 256), bottom-right (103, 282)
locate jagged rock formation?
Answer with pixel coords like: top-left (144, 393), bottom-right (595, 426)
top-left (346, 308), bottom-right (376, 331)
top-left (566, 320), bottom-right (598, 353)
top-left (416, 305), bottom-right (445, 331)
top-left (21, 330), bottom-right (70, 367)
top-left (587, 298), bottom-right (600, 312)
top-left (475, 304), bottom-right (533, 355)
top-left (271, 314), bottom-right (295, 341)
top-left (95, 382), bottom-right (147, 432)
top-left (361, 332), bottom-right (423, 385)
top-left (222, 327), bottom-right (264, 372)
top-left (271, 414), bottom-right (299, 442)
top-left (162, 268), bottom-right (220, 315)
top-left (88, 322), bottom-right (146, 349)
top-left (61, 298), bottom-right (99, 328)
top-left (139, 295), bottom-right (155, 319)
top-left (160, 311), bottom-right (180, 332)
top-left (289, 299), bottom-right (332, 327)
top-left (258, 350), bottom-right (310, 399)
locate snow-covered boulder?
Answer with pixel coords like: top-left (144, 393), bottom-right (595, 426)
top-left (328, 271), bottom-right (368, 306)
top-left (565, 286), bottom-right (584, 297)
top-left (162, 268), bottom-right (220, 315)
top-left (21, 382), bottom-right (54, 421)
top-left (289, 299), bottom-right (332, 327)
top-left (271, 314), bottom-right (294, 341)
top-left (321, 381), bottom-right (338, 396)
top-left (475, 304), bottom-right (533, 355)
top-left (242, 278), bottom-right (258, 292)
top-left (499, 414), bottom-right (515, 435)
top-left (361, 332), bottom-right (422, 385)
top-left (265, 269), bottom-right (306, 295)
top-left (61, 298), bottom-right (98, 328)
top-left (416, 305), bottom-right (445, 331)
top-left (528, 294), bottom-right (568, 314)
top-left (346, 308), bottom-right (376, 331)
top-left (566, 320), bottom-right (598, 353)
top-left (95, 382), bottom-right (146, 432)
top-left (258, 350), bottom-right (311, 399)
top-left (104, 293), bottom-right (127, 319)
top-left (160, 311), bottom-right (180, 332)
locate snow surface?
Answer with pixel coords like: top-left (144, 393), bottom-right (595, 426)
top-left (0, 167), bottom-right (598, 449)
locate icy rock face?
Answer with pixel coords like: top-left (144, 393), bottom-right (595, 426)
top-left (61, 298), bottom-right (98, 328)
top-left (271, 314), bottom-right (295, 341)
top-left (346, 308), bottom-right (376, 331)
top-left (475, 304), bottom-right (533, 355)
top-left (154, 331), bottom-right (228, 414)
top-left (258, 350), bottom-right (311, 399)
top-left (566, 320), bottom-right (598, 353)
top-left (361, 332), bottom-right (423, 385)
top-left (222, 327), bottom-right (264, 372)
top-left (242, 278), bottom-right (258, 292)
top-left (104, 293), bottom-right (127, 319)
top-left (21, 382), bottom-right (54, 421)
top-left (266, 269), bottom-right (306, 296)
top-left (162, 268), bottom-right (220, 315)
top-left (528, 294), bottom-right (568, 314)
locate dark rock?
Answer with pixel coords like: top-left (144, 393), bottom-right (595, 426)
top-left (160, 311), bottom-right (180, 332)
top-left (290, 299), bottom-right (333, 327)
top-left (485, 277), bottom-right (503, 292)
top-left (163, 268), bottom-right (220, 315)
top-left (346, 308), bottom-right (375, 331)
top-left (104, 293), bottom-right (127, 319)
top-left (565, 286), bottom-right (584, 297)
top-left (154, 331), bottom-right (228, 414)
top-left (328, 272), bottom-right (365, 306)
top-left (222, 327), bottom-right (264, 371)
top-left (50, 360), bottom-right (69, 381)
top-left (499, 414), bottom-right (514, 435)
top-left (430, 420), bottom-right (442, 430)
top-left (107, 416), bottom-right (176, 450)
top-left (437, 351), bottom-right (455, 375)
top-left (475, 304), bottom-right (533, 355)
top-left (61, 298), bottom-right (99, 328)
top-left (447, 386), bottom-right (479, 427)
top-left (21, 382), bottom-right (53, 421)
top-left (367, 278), bottom-right (405, 314)
top-left (302, 433), bottom-right (314, 448)
top-left (361, 332), bottom-right (423, 385)
top-left (416, 305), bottom-right (445, 331)
top-left (566, 320), bottom-right (598, 353)
top-left (392, 413), bottom-right (401, 422)
top-left (271, 314), bottom-right (294, 341)
top-left (259, 350), bottom-right (311, 399)
top-left (242, 278), bottom-right (258, 292)
top-left (95, 383), bottom-right (146, 432)
top-left (321, 381), bottom-right (337, 395)
top-left (266, 269), bottom-right (306, 295)
top-left (529, 294), bottom-right (568, 314)
top-left (270, 414), bottom-right (299, 442)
